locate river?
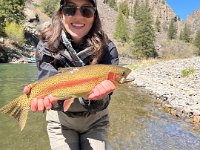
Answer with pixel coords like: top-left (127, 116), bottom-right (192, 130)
top-left (0, 64), bottom-right (200, 150)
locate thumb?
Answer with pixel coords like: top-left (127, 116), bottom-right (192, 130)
top-left (23, 85), bottom-right (32, 94)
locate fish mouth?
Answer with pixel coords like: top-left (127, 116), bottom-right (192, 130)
top-left (119, 77), bottom-right (135, 84)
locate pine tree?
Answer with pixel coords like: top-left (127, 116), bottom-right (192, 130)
top-left (119, 1), bottom-right (129, 18)
top-left (179, 24), bottom-right (191, 43)
top-left (133, 0), bottom-right (139, 20)
top-left (131, 2), bottom-right (157, 58)
top-left (155, 17), bottom-right (161, 32)
top-left (168, 19), bottom-right (177, 40)
top-left (0, 0), bottom-right (25, 34)
top-left (114, 9), bottom-right (128, 42)
top-left (194, 30), bottom-right (200, 55)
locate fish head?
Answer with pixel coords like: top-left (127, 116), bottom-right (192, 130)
top-left (107, 66), bottom-right (133, 84)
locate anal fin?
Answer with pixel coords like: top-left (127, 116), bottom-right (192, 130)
top-left (63, 98), bottom-right (74, 112)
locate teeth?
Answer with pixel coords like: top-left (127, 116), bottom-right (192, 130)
top-left (72, 23), bottom-right (84, 27)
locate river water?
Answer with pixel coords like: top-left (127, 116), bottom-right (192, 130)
top-left (0, 64), bottom-right (200, 150)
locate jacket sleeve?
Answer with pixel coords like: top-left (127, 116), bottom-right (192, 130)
top-left (35, 41), bottom-right (58, 81)
top-left (80, 40), bottom-right (119, 112)
top-left (99, 40), bottom-right (119, 65)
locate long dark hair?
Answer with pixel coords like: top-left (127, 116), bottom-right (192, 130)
top-left (40, 1), bottom-right (108, 64)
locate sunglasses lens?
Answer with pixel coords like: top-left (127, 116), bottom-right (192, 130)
top-left (80, 6), bottom-right (96, 18)
top-left (62, 5), bottom-right (96, 18)
top-left (62, 6), bottom-right (76, 16)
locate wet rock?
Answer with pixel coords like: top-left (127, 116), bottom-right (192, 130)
top-left (0, 46), bottom-right (8, 63)
top-left (0, 37), bottom-right (4, 44)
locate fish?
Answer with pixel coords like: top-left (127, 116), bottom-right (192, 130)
top-left (0, 64), bottom-right (132, 131)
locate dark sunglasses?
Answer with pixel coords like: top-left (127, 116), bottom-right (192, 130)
top-left (62, 5), bottom-right (96, 18)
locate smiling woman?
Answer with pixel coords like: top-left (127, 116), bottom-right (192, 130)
top-left (22, 0), bottom-right (119, 149)
top-left (60, 0), bottom-right (96, 43)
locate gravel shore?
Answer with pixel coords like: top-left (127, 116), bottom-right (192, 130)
top-left (127, 56), bottom-right (200, 123)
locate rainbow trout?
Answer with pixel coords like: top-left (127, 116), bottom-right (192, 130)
top-left (0, 64), bottom-right (132, 131)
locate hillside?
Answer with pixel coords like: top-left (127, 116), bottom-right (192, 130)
top-left (186, 9), bottom-right (200, 37)
top-left (25, 0), bottom-right (200, 47)
top-left (0, 0), bottom-right (200, 63)
top-left (99, 0), bottom-right (199, 59)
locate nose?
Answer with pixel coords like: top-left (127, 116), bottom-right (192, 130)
top-left (74, 8), bottom-right (82, 17)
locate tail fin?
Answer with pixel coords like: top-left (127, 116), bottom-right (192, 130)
top-left (0, 97), bottom-right (29, 131)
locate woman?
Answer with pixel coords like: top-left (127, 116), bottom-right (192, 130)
top-left (24, 0), bottom-right (119, 149)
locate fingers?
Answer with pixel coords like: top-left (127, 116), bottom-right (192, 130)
top-left (88, 80), bottom-right (116, 100)
top-left (31, 98), bottom-right (38, 112)
top-left (38, 98), bottom-right (45, 112)
top-left (48, 95), bottom-right (58, 105)
top-left (23, 84), bottom-right (32, 94)
top-left (101, 80), bottom-right (116, 92)
top-left (90, 84), bottom-right (107, 99)
top-left (44, 96), bottom-right (52, 110)
top-left (31, 98), bottom-right (45, 112)
top-left (30, 95), bottom-right (58, 112)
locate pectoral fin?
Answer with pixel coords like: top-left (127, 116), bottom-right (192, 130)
top-left (63, 98), bottom-right (74, 112)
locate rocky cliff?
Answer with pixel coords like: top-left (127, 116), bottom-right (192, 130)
top-left (116, 0), bottom-right (184, 34)
top-left (186, 9), bottom-right (200, 37)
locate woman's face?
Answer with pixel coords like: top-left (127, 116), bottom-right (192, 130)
top-left (61, 0), bottom-right (95, 44)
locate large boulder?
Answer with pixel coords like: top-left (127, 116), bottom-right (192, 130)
top-left (0, 45), bottom-right (8, 63)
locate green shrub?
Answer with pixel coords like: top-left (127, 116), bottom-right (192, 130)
top-left (0, 0), bottom-right (25, 35)
top-left (41, 0), bottom-right (59, 17)
top-left (5, 22), bottom-right (25, 43)
top-left (158, 39), bottom-right (196, 59)
top-left (108, 0), bottom-right (117, 10)
top-left (181, 68), bottom-right (195, 77)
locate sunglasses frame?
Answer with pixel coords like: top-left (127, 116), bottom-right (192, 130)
top-left (61, 5), bottom-right (96, 18)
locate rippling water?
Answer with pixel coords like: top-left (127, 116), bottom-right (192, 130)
top-left (0, 64), bottom-right (200, 150)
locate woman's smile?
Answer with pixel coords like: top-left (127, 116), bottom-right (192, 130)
top-left (71, 23), bottom-right (85, 29)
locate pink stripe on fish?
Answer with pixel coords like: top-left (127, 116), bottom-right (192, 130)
top-left (45, 76), bottom-right (101, 92)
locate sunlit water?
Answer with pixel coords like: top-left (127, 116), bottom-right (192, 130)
top-left (0, 64), bottom-right (200, 150)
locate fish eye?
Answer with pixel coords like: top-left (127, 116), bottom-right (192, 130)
top-left (121, 71), bottom-right (125, 76)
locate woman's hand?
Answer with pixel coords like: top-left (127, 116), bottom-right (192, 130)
top-left (23, 85), bottom-right (58, 112)
top-left (23, 85), bottom-right (73, 112)
top-left (31, 95), bottom-right (58, 112)
top-left (87, 80), bottom-right (116, 100)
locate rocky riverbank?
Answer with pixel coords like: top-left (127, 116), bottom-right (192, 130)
top-left (127, 56), bottom-right (200, 123)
